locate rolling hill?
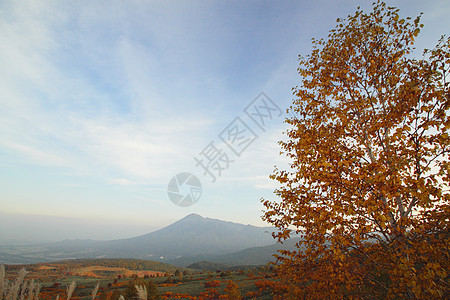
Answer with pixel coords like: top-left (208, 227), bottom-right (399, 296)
top-left (169, 237), bottom-right (302, 268)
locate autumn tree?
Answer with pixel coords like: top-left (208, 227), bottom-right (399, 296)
top-left (262, 1), bottom-right (449, 299)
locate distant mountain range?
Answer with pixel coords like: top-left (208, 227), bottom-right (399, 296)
top-left (0, 214), bottom-right (300, 267)
top-left (169, 237), bottom-right (302, 268)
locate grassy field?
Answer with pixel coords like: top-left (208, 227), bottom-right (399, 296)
top-left (1, 259), bottom-right (277, 299)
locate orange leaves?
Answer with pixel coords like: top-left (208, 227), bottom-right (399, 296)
top-left (203, 280), bottom-right (220, 288)
top-left (222, 280), bottom-right (241, 300)
top-left (262, 0), bottom-right (449, 298)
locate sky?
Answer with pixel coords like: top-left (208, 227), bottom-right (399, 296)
top-left (1, 0), bottom-right (449, 243)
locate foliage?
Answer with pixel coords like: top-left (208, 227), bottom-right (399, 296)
top-left (111, 289), bottom-right (122, 300)
top-left (262, 1), bottom-right (449, 298)
top-left (198, 287), bottom-right (220, 299)
top-left (123, 282), bottom-right (135, 299)
top-left (222, 280), bottom-right (241, 299)
top-left (147, 280), bottom-right (160, 300)
top-left (204, 280), bottom-right (221, 288)
top-left (1, 263), bottom-right (276, 299)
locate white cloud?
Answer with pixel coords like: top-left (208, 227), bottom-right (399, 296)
top-left (0, 0), bottom-right (221, 186)
top-left (1, 0), bottom-right (448, 236)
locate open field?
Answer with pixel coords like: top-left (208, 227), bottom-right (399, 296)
top-left (2, 258), bottom-right (277, 299)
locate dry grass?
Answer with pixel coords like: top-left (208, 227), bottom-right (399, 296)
top-left (135, 285), bottom-right (147, 300)
top-left (91, 282), bottom-right (99, 300)
top-left (65, 281), bottom-right (76, 300)
top-left (0, 265), bottom-right (41, 300)
top-left (1, 264), bottom-right (152, 300)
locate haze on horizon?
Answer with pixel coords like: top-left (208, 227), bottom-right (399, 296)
top-left (1, 0), bottom-right (449, 243)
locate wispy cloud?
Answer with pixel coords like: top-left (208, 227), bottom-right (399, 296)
top-left (0, 0), bottom-right (221, 185)
top-left (1, 0), bottom-right (449, 238)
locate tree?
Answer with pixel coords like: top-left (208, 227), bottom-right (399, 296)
top-left (262, 1), bottom-right (449, 299)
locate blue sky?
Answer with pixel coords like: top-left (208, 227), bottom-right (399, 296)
top-left (1, 0), bottom-right (449, 242)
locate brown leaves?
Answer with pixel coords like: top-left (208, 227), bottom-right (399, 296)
top-left (262, 1), bottom-right (449, 298)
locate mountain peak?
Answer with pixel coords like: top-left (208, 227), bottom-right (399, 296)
top-left (183, 213), bottom-right (203, 220)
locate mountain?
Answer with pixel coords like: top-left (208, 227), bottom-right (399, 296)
top-left (0, 214), bottom-right (276, 264)
top-left (208, 237), bottom-right (302, 266)
top-left (169, 237), bottom-right (303, 267)
top-left (104, 213), bottom-right (276, 258)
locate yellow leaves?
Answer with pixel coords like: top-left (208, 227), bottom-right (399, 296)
top-left (435, 268), bottom-right (447, 279)
top-left (348, 207), bottom-right (356, 215)
top-left (426, 262), bottom-right (442, 273)
top-left (320, 161), bottom-right (333, 168)
top-left (426, 268), bottom-right (436, 279)
top-left (262, 1), bottom-right (449, 299)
